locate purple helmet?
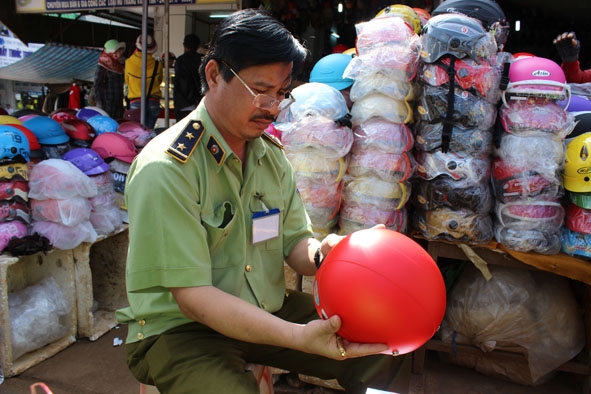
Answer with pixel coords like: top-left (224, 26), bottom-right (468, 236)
top-left (62, 147), bottom-right (110, 176)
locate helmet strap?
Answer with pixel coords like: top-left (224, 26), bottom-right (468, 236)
top-left (440, 56), bottom-right (457, 153)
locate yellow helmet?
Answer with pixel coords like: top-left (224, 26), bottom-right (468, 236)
top-left (564, 132), bottom-right (591, 192)
top-left (375, 4), bottom-right (422, 34)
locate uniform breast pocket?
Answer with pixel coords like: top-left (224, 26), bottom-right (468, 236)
top-left (202, 201), bottom-right (235, 250)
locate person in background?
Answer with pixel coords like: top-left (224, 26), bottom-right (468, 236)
top-left (309, 52), bottom-right (355, 110)
top-left (553, 31), bottom-right (591, 83)
top-left (125, 34), bottom-right (164, 129)
top-left (116, 9), bottom-right (410, 394)
top-left (173, 33), bottom-right (204, 122)
top-left (93, 39), bottom-right (126, 119)
top-left (68, 80), bottom-right (82, 110)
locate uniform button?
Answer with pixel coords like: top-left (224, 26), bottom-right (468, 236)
top-left (138, 319), bottom-right (146, 326)
top-left (245, 265), bottom-right (252, 272)
top-left (137, 333), bottom-right (145, 341)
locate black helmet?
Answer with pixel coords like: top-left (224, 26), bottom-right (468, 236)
top-left (431, 0), bottom-right (509, 49)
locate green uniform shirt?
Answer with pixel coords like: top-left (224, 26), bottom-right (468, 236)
top-left (116, 102), bottom-right (314, 344)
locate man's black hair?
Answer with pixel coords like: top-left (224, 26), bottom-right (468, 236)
top-left (199, 9), bottom-right (308, 92)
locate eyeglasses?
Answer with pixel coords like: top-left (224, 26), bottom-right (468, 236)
top-left (221, 61), bottom-right (295, 111)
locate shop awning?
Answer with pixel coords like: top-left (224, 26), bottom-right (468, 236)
top-left (0, 42), bottom-right (101, 84)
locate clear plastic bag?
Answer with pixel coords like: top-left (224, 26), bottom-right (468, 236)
top-left (440, 264), bottom-right (585, 385)
top-left (28, 159), bottom-right (98, 200)
top-left (9, 276), bottom-right (71, 360)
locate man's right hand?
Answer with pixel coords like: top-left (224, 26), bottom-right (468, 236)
top-left (553, 31), bottom-right (580, 63)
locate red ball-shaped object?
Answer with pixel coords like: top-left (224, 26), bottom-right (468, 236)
top-left (313, 228), bottom-right (446, 355)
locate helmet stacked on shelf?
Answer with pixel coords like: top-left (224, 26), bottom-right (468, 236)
top-left (411, 7), bottom-right (507, 243)
top-left (338, 4), bottom-right (423, 234)
top-left (561, 127), bottom-right (591, 258)
top-left (276, 82), bottom-right (353, 237)
top-left (0, 125), bottom-right (31, 252)
top-left (493, 56), bottom-right (574, 254)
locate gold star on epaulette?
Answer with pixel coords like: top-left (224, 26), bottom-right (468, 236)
top-left (166, 120), bottom-right (205, 163)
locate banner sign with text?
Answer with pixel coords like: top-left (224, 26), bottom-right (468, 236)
top-left (17, 0), bottom-right (198, 13)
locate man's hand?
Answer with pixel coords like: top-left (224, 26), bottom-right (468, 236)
top-left (297, 315), bottom-right (389, 360)
top-left (553, 31), bottom-right (580, 63)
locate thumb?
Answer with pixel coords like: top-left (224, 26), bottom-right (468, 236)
top-left (326, 314), bottom-right (342, 334)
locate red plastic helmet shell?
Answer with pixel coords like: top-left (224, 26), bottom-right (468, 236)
top-left (566, 204), bottom-right (591, 234)
top-left (313, 228), bottom-right (446, 355)
top-left (61, 118), bottom-right (96, 142)
top-left (90, 132), bottom-right (138, 163)
top-left (50, 108), bottom-right (78, 123)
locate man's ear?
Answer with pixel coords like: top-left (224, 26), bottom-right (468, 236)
top-left (205, 59), bottom-right (221, 89)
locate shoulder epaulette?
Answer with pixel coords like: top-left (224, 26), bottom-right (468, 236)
top-left (166, 120), bottom-right (205, 163)
top-left (262, 131), bottom-right (284, 150)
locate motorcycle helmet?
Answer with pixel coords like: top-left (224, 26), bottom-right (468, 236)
top-left (287, 82), bottom-right (349, 122)
top-left (62, 148), bottom-right (110, 176)
top-left (344, 177), bottom-right (410, 211)
top-left (351, 93), bottom-right (413, 125)
top-left (413, 7), bottom-right (431, 26)
top-left (86, 115), bottom-right (119, 135)
top-left (76, 106), bottom-right (109, 121)
top-left (570, 191), bottom-right (591, 210)
top-left (4, 124), bottom-right (44, 160)
top-left (0, 125), bottom-right (30, 163)
top-left (503, 56), bottom-right (570, 105)
top-left (348, 151), bottom-right (416, 183)
top-left (413, 177), bottom-right (493, 213)
top-left (0, 115), bottom-right (22, 125)
top-left (415, 206), bottom-right (494, 242)
top-left (60, 118), bottom-right (96, 148)
top-left (49, 108), bottom-right (78, 123)
top-left (414, 121), bottom-right (493, 156)
top-left (339, 204), bottom-right (408, 234)
top-left (420, 13), bottom-right (498, 64)
top-left (309, 54), bottom-right (354, 91)
top-left (495, 200), bottom-right (564, 232)
top-left (117, 121), bottom-right (156, 148)
top-left (0, 179), bottom-right (28, 202)
top-left (375, 4), bottom-right (423, 34)
top-left (566, 203), bottom-right (591, 234)
top-left (498, 225), bottom-right (561, 255)
top-left (566, 112), bottom-right (591, 143)
top-left (90, 132), bottom-right (138, 164)
top-left (491, 157), bottom-right (562, 203)
top-left (564, 133), bottom-right (591, 193)
top-left (22, 116), bottom-right (70, 145)
top-left (0, 199), bottom-right (30, 224)
top-left (415, 149), bottom-right (490, 185)
top-left (431, 0), bottom-right (509, 49)
top-left (499, 98), bottom-right (574, 137)
top-left (355, 16), bottom-right (418, 53)
top-left (351, 118), bottom-right (414, 154)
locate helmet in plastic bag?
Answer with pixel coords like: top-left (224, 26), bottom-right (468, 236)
top-left (498, 226), bottom-right (561, 255)
top-left (49, 108), bottom-right (78, 123)
top-left (0, 179), bottom-right (28, 203)
top-left (117, 121), bottom-right (156, 148)
top-left (309, 54), bottom-right (354, 91)
top-left (431, 0), bottom-right (509, 48)
top-left (491, 157), bottom-right (562, 202)
top-left (375, 4), bottom-right (422, 34)
top-left (86, 115), bottom-right (119, 135)
top-left (0, 125), bottom-right (30, 163)
top-left (564, 133), bottom-right (591, 192)
top-left (286, 82), bottom-right (349, 121)
top-left (76, 106), bottom-right (109, 121)
top-left (503, 57), bottom-right (570, 105)
top-left (90, 132), bottom-right (138, 164)
top-left (566, 203), bottom-right (591, 234)
top-left (420, 13), bottom-right (498, 64)
top-left (415, 150), bottom-right (490, 185)
top-left (62, 148), bottom-right (110, 176)
top-left (5, 124), bottom-right (44, 160)
top-left (60, 118), bottom-right (96, 147)
top-left (499, 98), bottom-right (574, 137)
top-left (415, 207), bottom-right (493, 242)
top-left (413, 177), bottom-right (493, 213)
top-left (22, 116), bottom-right (70, 145)
top-left (496, 200), bottom-right (564, 232)
top-left (414, 121), bottom-right (493, 156)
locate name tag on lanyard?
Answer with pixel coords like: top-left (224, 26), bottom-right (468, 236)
top-left (252, 208), bottom-right (280, 244)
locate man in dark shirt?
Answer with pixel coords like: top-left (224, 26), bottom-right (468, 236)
top-left (173, 34), bottom-right (204, 122)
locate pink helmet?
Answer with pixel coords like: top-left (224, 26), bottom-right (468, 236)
top-left (116, 121), bottom-right (156, 148)
top-left (503, 56), bottom-right (570, 106)
top-left (90, 132), bottom-right (138, 164)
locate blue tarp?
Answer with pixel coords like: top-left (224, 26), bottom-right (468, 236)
top-left (0, 42), bottom-right (101, 84)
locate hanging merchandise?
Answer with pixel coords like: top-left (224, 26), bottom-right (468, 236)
top-left (414, 121), bottom-right (493, 156)
top-left (413, 177), bottom-right (493, 213)
top-left (414, 206), bottom-right (494, 242)
top-left (351, 118), bottom-right (414, 154)
top-left (499, 98), bottom-right (574, 137)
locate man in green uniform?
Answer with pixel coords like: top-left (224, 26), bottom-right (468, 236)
top-left (116, 9), bottom-right (410, 394)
